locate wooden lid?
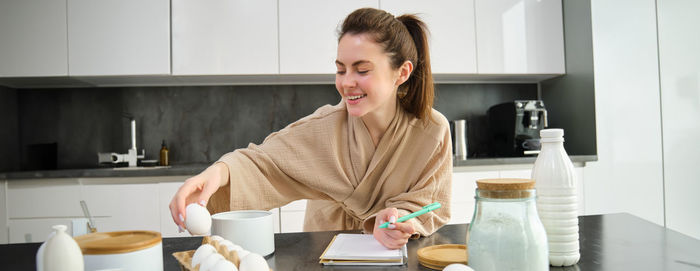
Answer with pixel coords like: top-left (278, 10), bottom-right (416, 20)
top-left (75, 230), bottom-right (161, 255)
top-left (476, 178), bottom-right (535, 191)
top-left (417, 244), bottom-right (467, 270)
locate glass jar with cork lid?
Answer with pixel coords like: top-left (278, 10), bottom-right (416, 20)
top-left (467, 178), bottom-right (549, 271)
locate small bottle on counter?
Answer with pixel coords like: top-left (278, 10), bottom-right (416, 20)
top-left (159, 140), bottom-right (169, 166)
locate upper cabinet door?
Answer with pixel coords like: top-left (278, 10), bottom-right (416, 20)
top-left (475, 0), bottom-right (564, 74)
top-left (381, 0), bottom-right (477, 74)
top-left (172, 0), bottom-right (278, 75)
top-left (279, 0), bottom-right (379, 74)
top-left (67, 0), bottom-right (170, 76)
top-left (0, 0), bottom-right (68, 77)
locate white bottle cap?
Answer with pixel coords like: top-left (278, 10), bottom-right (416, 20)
top-left (540, 128), bottom-right (564, 138)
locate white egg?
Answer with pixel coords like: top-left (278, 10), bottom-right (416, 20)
top-left (443, 263), bottom-right (474, 271)
top-left (210, 259), bottom-right (238, 271)
top-left (217, 240), bottom-right (242, 252)
top-left (236, 249), bottom-right (250, 259)
top-left (210, 235), bottom-right (225, 243)
top-left (199, 253), bottom-right (225, 271)
top-left (192, 244), bottom-right (217, 268)
top-left (239, 253), bottom-right (269, 271)
top-left (185, 203), bottom-right (212, 235)
top-left (218, 239), bottom-right (234, 248)
top-left (227, 244), bottom-right (243, 252)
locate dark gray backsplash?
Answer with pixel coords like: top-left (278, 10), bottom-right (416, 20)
top-left (0, 86), bottom-right (19, 172)
top-left (6, 83), bottom-right (536, 170)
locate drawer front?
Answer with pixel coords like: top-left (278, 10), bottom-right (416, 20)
top-left (7, 179), bottom-right (83, 218)
top-left (8, 218), bottom-right (76, 243)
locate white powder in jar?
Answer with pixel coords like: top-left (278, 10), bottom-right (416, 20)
top-left (468, 212), bottom-right (548, 271)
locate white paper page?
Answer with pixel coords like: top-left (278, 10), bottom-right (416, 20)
top-left (322, 233), bottom-right (405, 260)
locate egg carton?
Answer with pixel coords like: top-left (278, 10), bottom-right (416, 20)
top-left (172, 236), bottom-right (272, 271)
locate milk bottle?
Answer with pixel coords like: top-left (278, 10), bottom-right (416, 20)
top-left (532, 129), bottom-right (580, 266)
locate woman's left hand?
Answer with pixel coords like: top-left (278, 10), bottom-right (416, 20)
top-left (373, 207), bottom-right (415, 249)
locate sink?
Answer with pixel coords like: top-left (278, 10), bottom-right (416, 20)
top-left (111, 166), bottom-right (171, 170)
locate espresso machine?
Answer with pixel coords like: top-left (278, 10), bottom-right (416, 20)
top-left (487, 100), bottom-right (548, 157)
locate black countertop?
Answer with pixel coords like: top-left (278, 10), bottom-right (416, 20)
top-left (0, 156), bottom-right (597, 180)
top-left (2, 213), bottom-right (698, 270)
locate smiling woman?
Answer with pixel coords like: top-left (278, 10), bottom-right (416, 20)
top-left (170, 7), bottom-right (453, 250)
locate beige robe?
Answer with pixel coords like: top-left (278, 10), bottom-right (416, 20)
top-left (211, 101), bottom-right (452, 236)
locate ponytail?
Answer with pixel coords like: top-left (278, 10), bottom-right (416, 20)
top-left (396, 15), bottom-right (434, 122)
top-left (340, 8), bottom-right (435, 122)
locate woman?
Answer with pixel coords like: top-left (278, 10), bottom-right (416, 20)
top-left (169, 8), bottom-right (452, 249)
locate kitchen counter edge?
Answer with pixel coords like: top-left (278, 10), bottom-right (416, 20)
top-left (1, 155), bottom-right (597, 180)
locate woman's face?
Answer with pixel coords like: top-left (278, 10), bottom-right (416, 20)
top-left (335, 33), bottom-right (403, 118)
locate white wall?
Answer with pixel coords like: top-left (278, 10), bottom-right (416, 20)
top-left (0, 180), bottom-right (7, 244)
top-left (587, 0), bottom-right (700, 239)
top-left (657, 0), bottom-right (700, 240)
top-left (586, 0), bottom-right (665, 225)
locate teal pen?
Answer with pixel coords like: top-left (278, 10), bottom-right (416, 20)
top-left (378, 202), bottom-right (442, 229)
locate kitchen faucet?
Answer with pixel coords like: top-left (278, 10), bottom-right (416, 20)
top-left (97, 115), bottom-right (145, 167)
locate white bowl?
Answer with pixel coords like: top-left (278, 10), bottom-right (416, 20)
top-left (75, 231), bottom-right (162, 271)
top-left (211, 210), bottom-right (275, 257)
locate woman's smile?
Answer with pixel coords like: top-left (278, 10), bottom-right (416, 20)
top-left (346, 93), bottom-right (368, 105)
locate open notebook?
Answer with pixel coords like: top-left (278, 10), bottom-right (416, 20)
top-left (319, 233), bottom-right (408, 266)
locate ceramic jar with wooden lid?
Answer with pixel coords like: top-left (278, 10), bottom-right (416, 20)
top-left (467, 178), bottom-right (548, 271)
top-left (74, 230), bottom-right (163, 271)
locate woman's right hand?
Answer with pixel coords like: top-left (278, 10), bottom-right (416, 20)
top-left (169, 162), bottom-right (229, 232)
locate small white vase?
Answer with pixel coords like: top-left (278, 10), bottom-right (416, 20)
top-left (36, 230), bottom-right (56, 271)
top-left (43, 225), bottom-right (84, 271)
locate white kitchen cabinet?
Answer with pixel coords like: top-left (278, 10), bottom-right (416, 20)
top-left (499, 169), bottom-right (532, 179)
top-left (279, 0), bottom-right (379, 74)
top-left (449, 171), bottom-right (498, 224)
top-left (586, 0), bottom-right (665, 227)
top-left (67, 0), bottom-right (170, 76)
top-left (270, 207), bottom-right (281, 234)
top-left (172, 0), bottom-right (278, 75)
top-left (657, 0), bottom-right (700, 240)
top-left (574, 167), bottom-right (585, 215)
top-left (474, 0), bottom-right (565, 74)
top-left (280, 199), bottom-right (307, 233)
top-left (0, 0), bottom-right (68, 77)
top-left (380, 0), bottom-right (477, 74)
top-left (0, 180), bottom-right (7, 244)
top-left (8, 218), bottom-right (78, 244)
top-left (81, 182), bottom-right (160, 233)
top-left (7, 179), bottom-right (83, 219)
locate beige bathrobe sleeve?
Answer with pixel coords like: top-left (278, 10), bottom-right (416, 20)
top-left (211, 102), bottom-right (452, 236)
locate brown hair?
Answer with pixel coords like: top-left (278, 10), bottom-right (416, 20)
top-left (339, 8), bottom-right (434, 122)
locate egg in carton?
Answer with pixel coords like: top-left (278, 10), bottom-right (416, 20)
top-left (173, 235), bottom-right (271, 271)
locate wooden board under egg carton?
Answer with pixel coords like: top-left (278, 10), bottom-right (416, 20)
top-left (172, 236), bottom-right (272, 271)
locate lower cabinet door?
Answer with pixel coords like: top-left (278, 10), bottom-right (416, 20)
top-left (280, 211), bottom-right (305, 233)
top-left (280, 200), bottom-right (307, 233)
top-left (449, 171), bottom-right (499, 225)
top-left (81, 183), bottom-right (160, 233)
top-left (8, 218), bottom-right (76, 244)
